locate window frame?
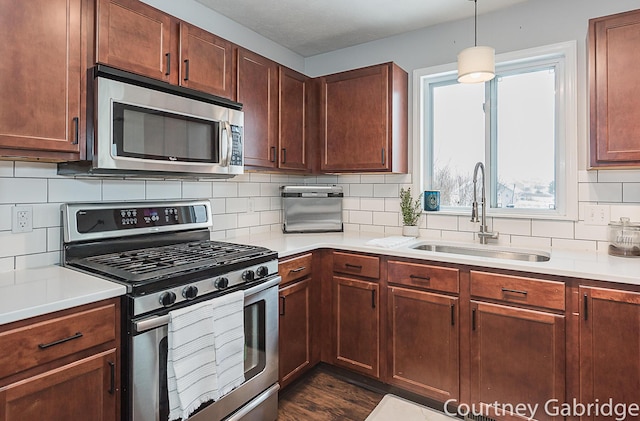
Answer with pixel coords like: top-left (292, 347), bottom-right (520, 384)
top-left (413, 41), bottom-right (578, 221)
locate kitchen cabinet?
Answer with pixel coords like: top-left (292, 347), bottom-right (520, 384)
top-left (589, 9), bottom-right (640, 167)
top-left (0, 298), bottom-right (120, 421)
top-left (469, 271), bottom-right (565, 421)
top-left (97, 0), bottom-right (234, 98)
top-left (237, 48), bottom-right (279, 169)
top-left (386, 261), bottom-right (459, 402)
top-left (579, 286), bottom-right (640, 419)
top-left (332, 252), bottom-right (381, 378)
top-left (319, 62), bottom-right (408, 173)
top-left (0, 0), bottom-right (85, 160)
top-left (279, 67), bottom-right (310, 172)
top-left (278, 253), bottom-right (315, 388)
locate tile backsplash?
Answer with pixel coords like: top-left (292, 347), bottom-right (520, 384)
top-left (1, 160), bottom-right (639, 271)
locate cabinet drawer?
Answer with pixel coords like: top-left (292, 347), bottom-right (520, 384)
top-left (470, 271), bottom-right (565, 311)
top-left (0, 303), bottom-right (117, 379)
top-left (333, 252), bottom-right (380, 279)
top-left (388, 260), bottom-right (459, 294)
top-left (279, 253), bottom-right (313, 286)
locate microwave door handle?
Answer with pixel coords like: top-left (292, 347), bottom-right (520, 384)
top-left (224, 121), bottom-right (233, 167)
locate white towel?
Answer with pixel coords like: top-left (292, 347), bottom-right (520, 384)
top-left (366, 236), bottom-right (416, 248)
top-left (167, 290), bottom-right (245, 421)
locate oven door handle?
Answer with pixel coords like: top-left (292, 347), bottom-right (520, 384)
top-left (134, 276), bottom-right (281, 333)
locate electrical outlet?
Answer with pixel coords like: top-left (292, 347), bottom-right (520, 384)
top-left (12, 205), bottom-right (33, 233)
top-left (584, 204), bottom-right (610, 226)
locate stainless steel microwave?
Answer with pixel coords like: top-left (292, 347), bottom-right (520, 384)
top-left (58, 66), bottom-right (244, 178)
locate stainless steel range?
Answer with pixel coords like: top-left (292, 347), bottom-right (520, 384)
top-left (61, 200), bottom-right (280, 421)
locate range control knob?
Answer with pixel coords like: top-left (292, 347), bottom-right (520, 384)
top-left (242, 270), bottom-right (255, 282)
top-left (182, 285), bottom-right (198, 300)
top-left (214, 277), bottom-right (229, 290)
top-left (256, 266), bottom-right (269, 278)
top-left (159, 291), bottom-right (177, 307)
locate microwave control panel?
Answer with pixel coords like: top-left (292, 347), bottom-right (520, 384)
top-left (230, 125), bottom-right (243, 166)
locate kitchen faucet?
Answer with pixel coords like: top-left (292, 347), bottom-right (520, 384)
top-left (471, 162), bottom-right (499, 244)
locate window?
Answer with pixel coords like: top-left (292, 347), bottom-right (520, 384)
top-left (416, 41), bottom-right (577, 219)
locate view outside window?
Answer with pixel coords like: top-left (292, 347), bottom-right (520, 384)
top-left (429, 66), bottom-right (557, 211)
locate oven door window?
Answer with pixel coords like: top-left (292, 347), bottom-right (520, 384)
top-left (113, 102), bottom-right (220, 163)
top-left (244, 300), bottom-right (266, 380)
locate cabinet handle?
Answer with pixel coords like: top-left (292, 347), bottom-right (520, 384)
top-left (289, 266), bottom-right (306, 273)
top-left (183, 59), bottom-right (190, 81)
top-left (381, 148), bottom-right (385, 165)
top-left (38, 332), bottom-right (83, 349)
top-left (371, 289), bottom-right (376, 309)
top-left (281, 148), bottom-right (287, 164)
top-left (72, 117), bottom-right (79, 145)
top-left (501, 287), bottom-right (528, 296)
top-left (472, 309), bottom-right (476, 331)
top-left (583, 293), bottom-right (588, 321)
top-left (279, 296), bottom-right (285, 316)
top-left (270, 146), bottom-right (276, 162)
top-left (409, 274), bottom-right (430, 282)
top-left (345, 263), bottom-right (362, 271)
top-left (108, 361), bottom-right (115, 394)
top-left (451, 304), bottom-right (455, 326)
top-left (165, 53), bottom-right (171, 76)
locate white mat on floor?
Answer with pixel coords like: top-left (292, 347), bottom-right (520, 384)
top-left (365, 394), bottom-right (452, 421)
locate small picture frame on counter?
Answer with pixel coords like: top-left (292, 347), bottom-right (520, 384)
top-left (424, 190), bottom-right (440, 211)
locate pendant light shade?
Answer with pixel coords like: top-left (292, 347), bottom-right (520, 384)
top-left (457, 45), bottom-right (495, 83)
top-left (457, 0), bottom-right (495, 84)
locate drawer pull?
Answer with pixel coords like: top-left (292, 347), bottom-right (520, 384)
top-left (584, 293), bottom-right (588, 321)
top-left (279, 296), bottom-right (286, 316)
top-left (345, 263), bottom-right (363, 270)
top-left (501, 287), bottom-right (528, 296)
top-left (409, 274), bottom-right (431, 282)
top-left (108, 361), bottom-right (115, 394)
top-left (289, 266), bottom-right (306, 273)
top-left (38, 332), bottom-right (83, 349)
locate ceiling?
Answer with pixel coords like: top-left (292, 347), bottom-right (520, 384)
top-left (195, 0), bottom-right (528, 57)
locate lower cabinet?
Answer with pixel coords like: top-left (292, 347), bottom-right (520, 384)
top-left (0, 349), bottom-right (118, 421)
top-left (579, 286), bottom-right (640, 420)
top-left (387, 286), bottom-right (459, 401)
top-left (279, 278), bottom-right (311, 388)
top-left (334, 276), bottom-right (380, 378)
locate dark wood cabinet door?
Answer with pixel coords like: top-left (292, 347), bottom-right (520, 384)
top-left (279, 67), bottom-right (309, 171)
top-left (589, 9), bottom-right (640, 167)
top-left (470, 301), bottom-right (565, 421)
top-left (387, 286), bottom-right (459, 401)
top-left (320, 62), bottom-right (407, 173)
top-left (179, 22), bottom-right (234, 99)
top-left (0, 0), bottom-right (83, 157)
top-left (580, 287), bottom-right (640, 420)
top-left (334, 276), bottom-right (379, 378)
top-left (97, 0), bottom-right (173, 82)
top-left (279, 278), bottom-right (311, 388)
top-left (237, 48), bottom-right (278, 168)
top-left (0, 349), bottom-right (117, 421)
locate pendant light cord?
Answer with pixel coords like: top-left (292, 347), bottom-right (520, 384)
top-left (474, 0), bottom-right (478, 47)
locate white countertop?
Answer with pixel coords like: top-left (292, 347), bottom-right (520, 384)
top-left (0, 265), bottom-right (126, 326)
top-left (226, 231), bottom-right (640, 287)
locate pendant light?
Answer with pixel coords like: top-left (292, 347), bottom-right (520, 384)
top-left (457, 0), bottom-right (495, 83)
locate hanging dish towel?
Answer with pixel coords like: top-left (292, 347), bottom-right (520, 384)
top-left (167, 290), bottom-right (246, 421)
top-left (167, 299), bottom-right (219, 421)
top-left (211, 290), bottom-right (246, 398)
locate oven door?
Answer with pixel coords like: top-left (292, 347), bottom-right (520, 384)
top-left (129, 276), bottom-right (280, 421)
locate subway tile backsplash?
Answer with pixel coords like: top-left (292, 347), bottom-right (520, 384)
top-left (1, 162), bottom-right (640, 270)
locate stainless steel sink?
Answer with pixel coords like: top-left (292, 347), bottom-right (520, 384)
top-left (410, 243), bottom-right (550, 262)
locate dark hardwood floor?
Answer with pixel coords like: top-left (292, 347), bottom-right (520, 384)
top-left (278, 366), bottom-right (384, 421)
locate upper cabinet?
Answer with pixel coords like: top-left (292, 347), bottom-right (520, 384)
top-left (279, 67), bottom-right (311, 172)
top-left (237, 48), bottom-right (279, 169)
top-left (0, 0), bottom-right (86, 160)
top-left (97, 0), bottom-right (234, 99)
top-left (589, 9), bottom-right (640, 167)
top-left (320, 62), bottom-right (408, 173)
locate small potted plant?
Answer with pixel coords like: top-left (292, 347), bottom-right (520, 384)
top-left (399, 187), bottom-right (422, 237)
